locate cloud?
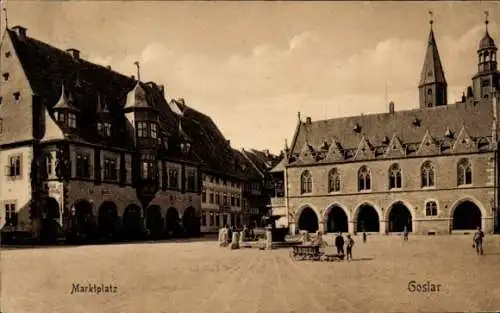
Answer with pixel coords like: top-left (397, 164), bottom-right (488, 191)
top-left (86, 24), bottom-right (496, 153)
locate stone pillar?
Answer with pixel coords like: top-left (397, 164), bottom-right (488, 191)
top-left (265, 228), bottom-right (273, 250)
top-left (230, 231), bottom-right (240, 249)
top-left (289, 222), bottom-right (296, 236)
top-left (318, 221), bottom-right (325, 234)
top-left (239, 230), bottom-right (245, 246)
top-left (380, 220), bottom-right (388, 235)
top-left (348, 221), bottom-right (355, 235)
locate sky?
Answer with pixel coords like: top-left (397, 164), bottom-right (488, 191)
top-left (2, 1), bottom-right (500, 154)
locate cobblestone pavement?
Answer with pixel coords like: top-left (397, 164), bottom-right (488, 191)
top-left (1, 235), bottom-right (500, 313)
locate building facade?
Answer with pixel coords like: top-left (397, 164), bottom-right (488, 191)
top-left (271, 20), bottom-right (500, 235)
top-left (0, 26), bottom-right (206, 242)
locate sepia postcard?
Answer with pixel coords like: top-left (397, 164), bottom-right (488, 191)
top-left (0, 1), bottom-right (500, 312)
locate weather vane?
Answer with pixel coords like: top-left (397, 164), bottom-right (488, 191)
top-left (428, 10), bottom-right (434, 27)
top-left (484, 11), bottom-right (489, 32)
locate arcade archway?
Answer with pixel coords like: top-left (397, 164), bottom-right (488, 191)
top-left (146, 205), bottom-right (164, 239)
top-left (69, 199), bottom-right (95, 242)
top-left (165, 207), bottom-right (180, 238)
top-left (388, 202), bottom-right (413, 232)
top-left (183, 207), bottom-right (200, 237)
top-left (40, 197), bottom-right (61, 242)
top-left (297, 207), bottom-right (319, 233)
top-left (325, 205), bottom-right (348, 233)
top-left (452, 200), bottom-right (482, 230)
top-left (356, 204), bottom-right (380, 232)
top-left (122, 204), bottom-right (143, 240)
top-left (98, 201), bottom-right (118, 240)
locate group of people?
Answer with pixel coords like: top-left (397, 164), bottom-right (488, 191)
top-left (334, 232), bottom-right (355, 261)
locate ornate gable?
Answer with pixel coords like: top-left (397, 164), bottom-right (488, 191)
top-left (452, 126), bottom-right (476, 153)
top-left (299, 142), bottom-right (316, 163)
top-left (324, 139), bottom-right (344, 162)
top-left (384, 133), bottom-right (406, 158)
top-left (416, 130), bottom-right (440, 156)
top-left (354, 136), bottom-right (375, 160)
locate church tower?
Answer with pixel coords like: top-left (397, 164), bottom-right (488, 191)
top-left (418, 12), bottom-right (447, 109)
top-left (472, 12), bottom-right (499, 101)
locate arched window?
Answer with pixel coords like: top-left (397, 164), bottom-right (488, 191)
top-left (328, 168), bottom-right (341, 192)
top-left (427, 88), bottom-right (432, 95)
top-left (388, 163), bottom-right (402, 189)
top-left (425, 201), bottom-right (438, 216)
top-left (457, 158), bottom-right (472, 186)
top-left (300, 170), bottom-right (312, 194)
top-left (358, 166), bottom-right (371, 191)
top-left (421, 161), bottom-right (435, 187)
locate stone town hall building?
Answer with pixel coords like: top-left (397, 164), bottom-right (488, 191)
top-left (270, 19), bottom-right (500, 235)
top-left (0, 25), bottom-right (266, 242)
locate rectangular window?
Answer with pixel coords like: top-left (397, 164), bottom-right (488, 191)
top-left (168, 168), bottom-right (179, 189)
top-left (57, 112), bottom-right (66, 123)
top-left (215, 193), bottom-right (220, 205)
top-left (104, 158), bottom-right (117, 181)
top-left (141, 161), bottom-right (155, 180)
top-left (209, 193), bottom-right (214, 204)
top-left (68, 113), bottom-right (76, 128)
top-left (3, 72), bottom-right (9, 81)
top-left (45, 153), bottom-right (52, 176)
top-left (231, 195), bottom-right (235, 206)
top-left (97, 121), bottom-right (103, 132)
top-left (201, 212), bottom-right (206, 226)
top-left (215, 213), bottom-right (220, 227)
top-left (76, 153), bottom-right (90, 178)
top-left (236, 196), bottom-right (240, 207)
top-left (103, 122), bottom-right (112, 137)
top-left (6, 155), bottom-right (21, 177)
top-left (209, 213), bottom-right (214, 226)
top-left (223, 194), bottom-right (227, 205)
top-left (136, 121), bottom-right (148, 138)
top-left (150, 123), bottom-right (158, 139)
top-left (186, 170), bottom-right (196, 191)
top-left (202, 191), bottom-right (207, 203)
top-left (4, 202), bottom-right (18, 226)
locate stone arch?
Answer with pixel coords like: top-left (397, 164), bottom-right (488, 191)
top-left (165, 207), bottom-right (181, 238)
top-left (386, 200), bottom-right (414, 233)
top-left (122, 204), bottom-right (143, 240)
top-left (296, 205), bottom-right (320, 233)
top-left (146, 205), bottom-right (164, 239)
top-left (68, 199), bottom-right (96, 242)
top-left (40, 197), bottom-right (62, 242)
top-left (98, 201), bottom-right (119, 239)
top-left (183, 207), bottom-right (200, 238)
top-left (323, 203), bottom-right (349, 233)
top-left (450, 197), bottom-right (486, 231)
top-left (353, 202), bottom-right (381, 233)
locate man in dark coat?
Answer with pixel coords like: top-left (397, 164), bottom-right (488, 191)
top-left (335, 232), bottom-right (345, 255)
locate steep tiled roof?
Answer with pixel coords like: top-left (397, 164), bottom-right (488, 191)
top-left (232, 149), bottom-right (262, 180)
top-left (289, 99), bottom-right (497, 166)
top-left (419, 28), bottom-right (447, 87)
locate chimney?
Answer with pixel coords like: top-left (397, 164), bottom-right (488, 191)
top-left (263, 149), bottom-right (270, 157)
top-left (66, 48), bottom-right (80, 61)
top-left (11, 26), bottom-right (27, 40)
top-left (227, 140), bottom-right (231, 146)
top-left (389, 101), bottom-right (395, 114)
top-left (130, 75), bottom-right (135, 80)
top-left (158, 85), bottom-right (165, 97)
top-left (106, 65), bottom-right (112, 70)
top-left (306, 116), bottom-right (312, 124)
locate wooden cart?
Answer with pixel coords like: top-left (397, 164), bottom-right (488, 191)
top-left (290, 244), bottom-right (345, 262)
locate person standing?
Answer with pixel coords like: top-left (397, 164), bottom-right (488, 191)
top-left (335, 232), bottom-right (345, 256)
top-left (345, 234), bottom-right (355, 261)
top-left (362, 231), bottom-right (367, 243)
top-left (473, 226), bottom-right (484, 255)
top-left (403, 225), bottom-right (409, 241)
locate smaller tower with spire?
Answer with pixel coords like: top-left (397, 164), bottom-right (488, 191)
top-left (418, 11), bottom-right (448, 109)
top-left (472, 11), bottom-right (499, 101)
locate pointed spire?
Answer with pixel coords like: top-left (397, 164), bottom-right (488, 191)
top-left (53, 82), bottom-right (79, 111)
top-left (419, 11), bottom-right (447, 87)
top-left (484, 11), bottom-right (489, 33)
top-left (133, 61), bottom-right (140, 82)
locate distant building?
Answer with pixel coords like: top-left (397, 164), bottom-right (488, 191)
top-left (270, 19), bottom-right (500, 235)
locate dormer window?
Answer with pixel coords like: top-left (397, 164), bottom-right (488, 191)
top-left (57, 112), bottom-right (66, 123)
top-left (68, 113), bottom-right (76, 128)
top-left (98, 121), bottom-right (111, 137)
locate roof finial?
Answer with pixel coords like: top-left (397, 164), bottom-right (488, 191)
top-left (297, 111), bottom-right (301, 122)
top-left (428, 10), bottom-right (434, 29)
top-left (1, 0), bottom-right (8, 30)
top-left (133, 61), bottom-right (140, 82)
top-left (484, 11), bottom-right (489, 33)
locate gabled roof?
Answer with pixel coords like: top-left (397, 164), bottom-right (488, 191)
top-left (419, 28), bottom-right (447, 87)
top-left (288, 99), bottom-right (496, 166)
